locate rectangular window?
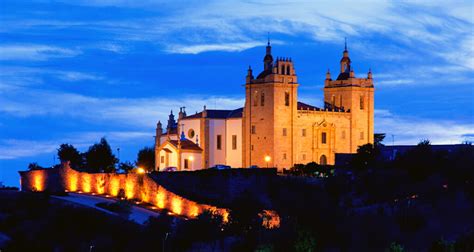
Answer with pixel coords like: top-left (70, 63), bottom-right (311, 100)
top-left (360, 132), bottom-right (364, 140)
top-left (283, 128), bottom-right (287, 136)
top-left (253, 92), bottom-right (258, 106)
top-left (360, 96), bottom-right (365, 110)
top-left (321, 132), bottom-right (327, 144)
top-left (283, 153), bottom-right (287, 160)
top-left (184, 159), bottom-right (189, 169)
top-left (302, 129), bottom-right (306, 137)
top-left (160, 156), bottom-right (164, 163)
top-left (251, 145), bottom-right (254, 151)
top-left (261, 93), bottom-right (265, 106)
top-left (217, 135), bottom-right (222, 150)
top-left (251, 125), bottom-right (256, 134)
top-left (285, 92), bottom-right (290, 106)
top-left (232, 135), bottom-right (237, 150)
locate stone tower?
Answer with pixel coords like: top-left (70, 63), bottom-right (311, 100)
top-left (243, 40), bottom-right (299, 168)
top-left (324, 41), bottom-right (374, 152)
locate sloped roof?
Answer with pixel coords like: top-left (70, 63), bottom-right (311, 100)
top-left (297, 101), bottom-right (322, 110)
top-left (168, 139), bottom-right (202, 151)
top-left (183, 108), bottom-right (243, 119)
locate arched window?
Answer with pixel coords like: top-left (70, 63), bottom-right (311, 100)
top-left (285, 92), bottom-right (290, 106)
top-left (320, 155), bottom-right (327, 165)
top-left (287, 65), bottom-right (290, 75)
top-left (260, 92), bottom-right (265, 106)
top-left (281, 65), bottom-right (285, 75)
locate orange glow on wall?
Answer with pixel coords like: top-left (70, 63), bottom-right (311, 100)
top-left (259, 210), bottom-right (280, 229)
top-left (171, 197), bottom-right (182, 215)
top-left (125, 179), bottom-right (134, 199)
top-left (141, 190), bottom-right (149, 203)
top-left (96, 176), bottom-right (105, 194)
top-left (68, 173), bottom-right (78, 191)
top-left (33, 173), bottom-right (44, 191)
top-left (82, 174), bottom-right (91, 193)
top-left (190, 205), bottom-right (200, 217)
top-left (21, 164), bottom-right (235, 221)
top-left (109, 177), bottom-right (119, 196)
top-left (156, 191), bottom-right (165, 208)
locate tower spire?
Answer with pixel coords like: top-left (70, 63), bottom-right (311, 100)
top-left (344, 37), bottom-right (347, 51)
top-left (267, 32), bottom-right (270, 46)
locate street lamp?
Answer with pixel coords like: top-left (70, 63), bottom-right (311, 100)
top-left (264, 155), bottom-right (271, 168)
top-left (136, 167), bottom-right (145, 174)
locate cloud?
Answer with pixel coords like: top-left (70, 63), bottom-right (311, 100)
top-left (0, 45), bottom-right (81, 61)
top-left (165, 41), bottom-right (263, 54)
top-left (0, 86), bottom-right (244, 128)
top-left (0, 130), bottom-right (151, 160)
top-left (375, 109), bottom-right (474, 145)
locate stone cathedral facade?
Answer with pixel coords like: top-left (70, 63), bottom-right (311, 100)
top-left (154, 41), bottom-right (374, 171)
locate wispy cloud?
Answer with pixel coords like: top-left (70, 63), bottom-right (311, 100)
top-left (0, 130), bottom-right (151, 160)
top-left (165, 41), bottom-right (263, 54)
top-left (0, 45), bottom-right (81, 61)
top-left (0, 86), bottom-right (244, 128)
top-left (375, 109), bottom-right (474, 145)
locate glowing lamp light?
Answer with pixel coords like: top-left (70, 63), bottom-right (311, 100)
top-left (264, 155), bottom-right (271, 168)
top-left (136, 167), bottom-right (146, 174)
top-left (189, 156), bottom-right (194, 161)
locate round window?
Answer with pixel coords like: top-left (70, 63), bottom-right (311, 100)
top-left (188, 129), bottom-right (195, 138)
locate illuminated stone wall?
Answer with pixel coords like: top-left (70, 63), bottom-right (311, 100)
top-left (19, 164), bottom-right (228, 220)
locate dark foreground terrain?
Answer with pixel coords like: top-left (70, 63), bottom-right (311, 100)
top-left (2, 143), bottom-right (474, 251)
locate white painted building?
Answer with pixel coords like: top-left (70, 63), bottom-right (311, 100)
top-left (155, 108), bottom-right (243, 171)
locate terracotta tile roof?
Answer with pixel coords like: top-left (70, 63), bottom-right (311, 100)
top-left (168, 139), bottom-right (202, 151)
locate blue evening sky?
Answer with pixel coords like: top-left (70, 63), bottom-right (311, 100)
top-left (1, 0), bottom-right (473, 186)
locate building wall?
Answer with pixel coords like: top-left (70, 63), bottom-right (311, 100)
top-left (208, 119), bottom-right (226, 167)
top-left (180, 118), bottom-right (201, 145)
top-left (225, 118), bottom-right (242, 167)
top-left (324, 80), bottom-right (374, 153)
top-left (19, 164), bottom-right (229, 220)
top-left (181, 152), bottom-right (202, 171)
top-left (158, 142), bottom-right (178, 170)
top-left (294, 110), bottom-right (352, 165)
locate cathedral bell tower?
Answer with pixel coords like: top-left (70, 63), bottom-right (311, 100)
top-left (243, 40), bottom-right (299, 170)
top-left (324, 40), bottom-right (374, 152)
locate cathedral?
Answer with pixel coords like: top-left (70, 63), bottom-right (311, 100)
top-left (154, 41), bottom-right (374, 171)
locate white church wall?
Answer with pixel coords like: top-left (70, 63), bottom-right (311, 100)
top-left (208, 119), bottom-right (226, 167)
top-left (181, 152), bottom-right (202, 171)
top-left (158, 143), bottom-right (178, 170)
top-left (225, 118), bottom-right (242, 168)
top-left (181, 118), bottom-right (201, 144)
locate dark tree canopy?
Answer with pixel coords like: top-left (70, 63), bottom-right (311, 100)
top-left (374, 133), bottom-right (386, 146)
top-left (352, 143), bottom-right (379, 170)
top-left (28, 162), bottom-right (45, 170)
top-left (119, 161), bottom-right (135, 173)
top-left (136, 147), bottom-right (155, 172)
top-left (84, 137), bottom-right (117, 173)
top-left (57, 143), bottom-right (82, 168)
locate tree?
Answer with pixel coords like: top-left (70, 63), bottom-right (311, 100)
top-left (118, 161), bottom-right (135, 173)
top-left (352, 143), bottom-right (378, 170)
top-left (83, 137), bottom-right (117, 173)
top-left (374, 133), bottom-right (386, 147)
top-left (28, 162), bottom-right (45, 170)
top-left (136, 147), bottom-right (155, 172)
top-left (57, 144), bottom-right (82, 169)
